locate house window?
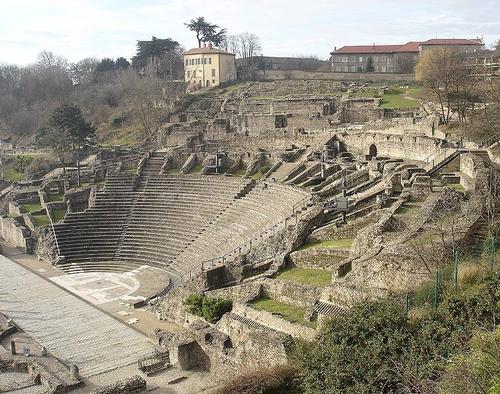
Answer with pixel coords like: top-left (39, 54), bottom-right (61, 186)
top-left (187, 71), bottom-right (191, 78)
top-left (342, 56), bottom-right (348, 62)
top-left (212, 79), bottom-right (215, 84)
top-left (359, 56), bottom-right (363, 62)
top-left (208, 58), bottom-right (212, 64)
top-left (203, 58), bottom-right (207, 64)
top-left (185, 59), bottom-right (188, 66)
top-left (212, 69), bottom-right (216, 77)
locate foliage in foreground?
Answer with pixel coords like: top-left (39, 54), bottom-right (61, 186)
top-left (439, 328), bottom-right (500, 394)
top-left (184, 294), bottom-right (232, 323)
top-left (288, 269), bottom-right (499, 393)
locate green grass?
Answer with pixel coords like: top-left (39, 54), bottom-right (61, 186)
top-left (45, 193), bottom-right (64, 202)
top-left (297, 238), bottom-right (353, 251)
top-left (249, 96), bottom-right (274, 100)
top-left (166, 168), bottom-right (181, 175)
top-left (275, 267), bottom-right (331, 286)
top-left (32, 215), bottom-right (51, 227)
top-left (395, 204), bottom-right (420, 215)
top-left (53, 208), bottom-right (66, 222)
top-left (380, 94), bottom-right (420, 109)
top-left (21, 202), bottom-right (42, 213)
top-left (233, 168), bottom-right (247, 177)
top-left (447, 183), bottom-right (465, 193)
top-left (251, 171), bottom-right (263, 181)
top-left (406, 87), bottom-right (426, 100)
top-left (250, 297), bottom-right (316, 328)
top-left (3, 165), bottom-right (24, 182)
top-left (188, 163), bottom-right (203, 173)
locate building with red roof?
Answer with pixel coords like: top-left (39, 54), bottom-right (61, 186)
top-left (330, 38), bottom-right (484, 74)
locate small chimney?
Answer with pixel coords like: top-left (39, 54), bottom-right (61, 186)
top-left (208, 43), bottom-right (213, 49)
top-left (334, 46), bottom-right (337, 51)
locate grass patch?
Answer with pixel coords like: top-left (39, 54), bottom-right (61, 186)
top-left (250, 297), bottom-right (316, 328)
top-left (380, 94), bottom-right (420, 109)
top-left (275, 267), bottom-right (331, 286)
top-left (32, 215), bottom-right (51, 227)
top-left (166, 168), bottom-right (181, 175)
top-left (406, 87), bottom-right (426, 100)
top-left (232, 168), bottom-right (247, 177)
top-left (53, 208), bottom-right (66, 222)
top-left (395, 204), bottom-right (420, 215)
top-left (447, 183), bottom-right (465, 193)
top-left (21, 202), bottom-right (42, 213)
top-left (188, 163), bottom-right (203, 173)
top-left (45, 193), bottom-right (64, 202)
top-left (297, 238), bottom-right (353, 251)
top-left (3, 165), bottom-right (24, 182)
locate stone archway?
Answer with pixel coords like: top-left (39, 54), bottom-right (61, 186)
top-left (368, 144), bottom-right (377, 159)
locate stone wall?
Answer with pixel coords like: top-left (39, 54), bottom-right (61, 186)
top-left (0, 217), bottom-right (33, 253)
top-left (255, 69), bottom-right (415, 82)
top-left (337, 131), bottom-right (443, 161)
top-left (232, 302), bottom-right (316, 341)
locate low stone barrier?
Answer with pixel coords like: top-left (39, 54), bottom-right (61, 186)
top-left (233, 302), bottom-right (317, 341)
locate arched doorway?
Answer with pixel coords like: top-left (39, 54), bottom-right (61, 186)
top-left (368, 144), bottom-right (377, 159)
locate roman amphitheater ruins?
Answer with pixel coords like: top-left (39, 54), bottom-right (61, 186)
top-left (1, 79), bottom-right (498, 392)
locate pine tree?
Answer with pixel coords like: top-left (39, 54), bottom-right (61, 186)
top-left (366, 56), bottom-right (375, 72)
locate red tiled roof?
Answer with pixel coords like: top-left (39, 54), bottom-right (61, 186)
top-left (421, 38), bottom-right (482, 46)
top-left (332, 45), bottom-right (402, 54)
top-left (394, 41), bottom-right (421, 52)
top-left (184, 47), bottom-right (235, 56)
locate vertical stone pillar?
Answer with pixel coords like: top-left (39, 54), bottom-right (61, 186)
top-left (10, 341), bottom-right (16, 355)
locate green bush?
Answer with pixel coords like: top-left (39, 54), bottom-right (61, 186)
top-left (184, 293), bottom-right (204, 316)
top-left (184, 294), bottom-right (232, 323)
top-left (289, 269), bottom-right (500, 393)
top-left (14, 155), bottom-right (33, 173)
top-left (201, 297), bottom-right (233, 323)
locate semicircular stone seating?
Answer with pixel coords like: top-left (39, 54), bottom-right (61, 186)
top-left (53, 153), bottom-right (313, 284)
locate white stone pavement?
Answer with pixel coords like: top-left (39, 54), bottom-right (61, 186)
top-left (0, 254), bottom-right (155, 377)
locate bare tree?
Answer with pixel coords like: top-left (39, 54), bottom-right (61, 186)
top-left (238, 33), bottom-right (262, 59)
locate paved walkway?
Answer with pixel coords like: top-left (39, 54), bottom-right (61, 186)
top-left (0, 254), bottom-right (155, 377)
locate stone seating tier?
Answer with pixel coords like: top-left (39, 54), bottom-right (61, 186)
top-left (54, 162), bottom-right (312, 280)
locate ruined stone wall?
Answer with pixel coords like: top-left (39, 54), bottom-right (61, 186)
top-left (337, 132), bottom-right (442, 161)
top-left (255, 69), bottom-right (415, 82)
top-left (261, 279), bottom-right (321, 308)
top-left (232, 303), bottom-right (316, 341)
top-left (0, 217), bottom-right (32, 253)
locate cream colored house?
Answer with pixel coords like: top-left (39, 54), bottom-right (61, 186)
top-left (183, 43), bottom-right (236, 89)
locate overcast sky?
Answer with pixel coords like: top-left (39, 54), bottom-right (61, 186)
top-left (1, 0), bottom-right (499, 65)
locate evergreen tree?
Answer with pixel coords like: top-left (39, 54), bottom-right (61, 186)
top-left (49, 104), bottom-right (95, 185)
top-left (366, 56), bottom-right (375, 72)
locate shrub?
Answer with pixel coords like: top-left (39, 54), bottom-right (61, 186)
top-left (184, 293), bottom-right (204, 316)
top-left (439, 328), bottom-right (500, 394)
top-left (184, 294), bottom-right (232, 323)
top-left (289, 269), bottom-right (500, 393)
top-left (215, 364), bottom-right (301, 394)
top-left (14, 155), bottom-right (33, 173)
top-left (201, 297), bottom-right (233, 323)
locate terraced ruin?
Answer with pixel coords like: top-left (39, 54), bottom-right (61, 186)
top-left (1, 79), bottom-right (498, 393)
